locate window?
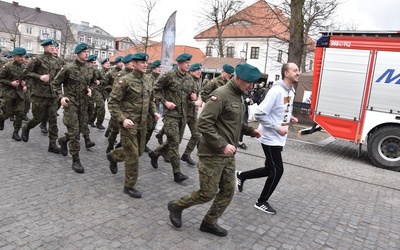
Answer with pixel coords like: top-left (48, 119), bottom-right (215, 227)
top-left (277, 50), bottom-right (283, 63)
top-left (50, 31), bottom-right (56, 39)
top-left (309, 59), bottom-right (314, 71)
top-left (88, 37), bottom-right (92, 44)
top-left (206, 46), bottom-right (212, 56)
top-left (101, 51), bottom-right (106, 58)
top-left (108, 52), bottom-right (113, 57)
top-left (226, 46), bottom-right (234, 58)
top-left (26, 26), bottom-right (33, 34)
top-left (95, 38), bottom-right (100, 45)
top-left (27, 42), bottom-right (32, 50)
top-left (79, 35), bottom-right (85, 42)
top-left (0, 38), bottom-right (6, 47)
top-left (108, 40), bottom-right (113, 47)
top-left (101, 39), bottom-right (106, 45)
top-left (275, 74), bottom-right (280, 80)
top-left (94, 50), bottom-right (99, 56)
top-left (39, 29), bottom-right (48, 39)
top-left (250, 47), bottom-right (259, 59)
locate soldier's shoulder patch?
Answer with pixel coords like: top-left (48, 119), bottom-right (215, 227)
top-left (209, 96), bottom-right (217, 101)
top-left (118, 80), bottom-right (123, 85)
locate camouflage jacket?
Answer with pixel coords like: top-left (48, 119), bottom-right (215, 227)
top-left (153, 69), bottom-right (196, 119)
top-left (200, 75), bottom-right (227, 102)
top-left (0, 61), bottom-right (25, 99)
top-left (52, 59), bottom-right (95, 106)
top-left (187, 74), bottom-right (201, 118)
top-left (108, 69), bottom-right (156, 132)
top-left (91, 67), bottom-right (106, 98)
top-left (23, 51), bottom-right (61, 98)
top-left (197, 79), bottom-right (255, 156)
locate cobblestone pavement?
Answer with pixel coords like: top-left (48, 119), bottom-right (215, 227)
top-left (0, 111), bottom-right (400, 249)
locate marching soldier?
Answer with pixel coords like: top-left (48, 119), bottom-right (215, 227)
top-left (21, 39), bottom-right (62, 154)
top-left (106, 52), bottom-right (160, 198)
top-left (148, 53), bottom-right (197, 183)
top-left (0, 47), bottom-right (27, 140)
top-left (88, 55), bottom-right (107, 130)
top-left (200, 64), bottom-right (234, 102)
top-left (52, 43), bottom-right (96, 173)
top-left (167, 63), bottom-right (262, 237)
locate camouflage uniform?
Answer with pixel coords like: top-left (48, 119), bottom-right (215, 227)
top-left (170, 79), bottom-right (256, 225)
top-left (108, 69), bottom-right (156, 190)
top-left (182, 75), bottom-right (201, 159)
top-left (53, 59), bottom-right (95, 164)
top-left (151, 68), bottom-right (196, 178)
top-left (0, 61), bottom-right (25, 135)
top-left (106, 67), bottom-right (133, 153)
top-left (88, 66), bottom-right (106, 128)
top-left (145, 70), bottom-right (160, 147)
top-left (200, 75), bottom-right (227, 102)
top-left (22, 51), bottom-right (61, 148)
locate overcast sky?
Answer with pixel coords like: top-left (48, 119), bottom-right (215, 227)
top-left (7, 0), bottom-right (400, 46)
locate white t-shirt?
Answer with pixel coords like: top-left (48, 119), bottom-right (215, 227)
top-left (255, 80), bottom-right (295, 146)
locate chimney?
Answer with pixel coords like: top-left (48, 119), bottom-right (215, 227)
top-left (35, 7), bottom-right (41, 13)
top-left (12, 1), bottom-right (18, 7)
top-left (81, 21), bottom-right (89, 27)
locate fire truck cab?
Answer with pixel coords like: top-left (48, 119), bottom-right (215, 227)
top-left (309, 31), bottom-right (400, 171)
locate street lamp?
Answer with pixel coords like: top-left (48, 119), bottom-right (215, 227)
top-left (240, 42), bottom-right (248, 62)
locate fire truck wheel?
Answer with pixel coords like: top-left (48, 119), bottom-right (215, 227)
top-left (367, 125), bottom-right (400, 171)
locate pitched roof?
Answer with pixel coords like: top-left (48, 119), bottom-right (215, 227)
top-left (110, 44), bottom-right (206, 64)
top-left (70, 23), bottom-right (113, 37)
top-left (194, 0), bottom-right (290, 41)
top-left (0, 1), bottom-right (69, 34)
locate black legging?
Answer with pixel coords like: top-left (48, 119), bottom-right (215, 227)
top-left (240, 144), bottom-right (284, 203)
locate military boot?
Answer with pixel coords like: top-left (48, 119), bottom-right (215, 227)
top-left (155, 133), bottom-right (163, 144)
top-left (107, 153), bottom-right (118, 174)
top-left (96, 124), bottom-right (105, 130)
top-left (21, 125), bottom-right (29, 142)
top-left (163, 153), bottom-right (171, 163)
top-left (148, 150), bottom-right (160, 169)
top-left (22, 114), bottom-right (29, 121)
top-left (104, 128), bottom-right (110, 138)
top-left (12, 130), bottom-right (21, 141)
top-left (48, 142), bottom-right (61, 154)
top-left (84, 137), bottom-right (95, 148)
top-left (58, 137), bottom-right (68, 156)
top-left (181, 154), bottom-right (197, 166)
top-left (72, 160), bottom-right (84, 173)
top-left (10, 115), bottom-right (15, 121)
top-left (39, 122), bottom-right (48, 134)
top-left (0, 119), bottom-right (4, 130)
top-left (174, 172), bottom-right (189, 183)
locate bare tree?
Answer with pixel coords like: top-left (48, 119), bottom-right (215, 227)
top-left (197, 0), bottom-right (244, 57)
top-left (127, 0), bottom-right (163, 53)
top-left (48, 16), bottom-right (76, 61)
top-left (0, 3), bottom-right (37, 49)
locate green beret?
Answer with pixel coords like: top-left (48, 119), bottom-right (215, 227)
top-left (87, 55), bottom-right (97, 62)
top-left (121, 54), bottom-right (133, 63)
top-left (114, 56), bottom-right (123, 63)
top-left (131, 52), bottom-right (149, 61)
top-left (150, 60), bottom-right (161, 69)
top-left (74, 43), bottom-right (89, 54)
top-left (53, 41), bottom-right (59, 47)
top-left (12, 47), bottom-right (26, 56)
top-left (101, 58), bottom-right (110, 64)
top-left (222, 64), bottom-right (234, 74)
top-left (189, 63), bottom-right (202, 71)
top-left (25, 53), bottom-right (32, 59)
top-left (176, 53), bottom-right (192, 62)
top-left (40, 39), bottom-right (55, 46)
top-left (235, 63), bottom-right (261, 83)
top-left (6, 53), bottom-right (13, 58)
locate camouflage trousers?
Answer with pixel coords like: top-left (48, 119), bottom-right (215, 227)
top-left (60, 103), bottom-right (90, 161)
top-left (0, 95), bottom-right (24, 131)
top-left (173, 156), bottom-right (236, 224)
top-left (89, 90), bottom-right (106, 126)
top-left (26, 96), bottom-right (59, 142)
top-left (145, 112), bottom-right (156, 145)
top-left (24, 90), bottom-right (30, 115)
top-left (183, 115), bottom-right (200, 156)
top-left (107, 116), bottom-right (120, 146)
top-left (111, 127), bottom-right (146, 189)
top-left (154, 116), bottom-right (186, 174)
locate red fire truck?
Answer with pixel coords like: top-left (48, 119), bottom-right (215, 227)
top-left (308, 31), bottom-right (400, 171)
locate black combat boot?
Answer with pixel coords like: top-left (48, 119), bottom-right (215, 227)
top-left (96, 124), bottom-right (105, 130)
top-left (148, 150), bottom-right (160, 169)
top-left (72, 160), bottom-right (84, 173)
top-left (174, 172), bottom-right (189, 183)
top-left (58, 137), bottom-right (68, 156)
top-left (163, 153), bottom-right (171, 163)
top-left (0, 119), bottom-right (4, 130)
top-left (48, 142), bottom-right (61, 154)
top-left (168, 201), bottom-right (182, 228)
top-left (155, 133), bottom-right (163, 144)
top-left (123, 187), bottom-right (141, 198)
top-left (22, 114), bottom-right (29, 121)
top-left (21, 125), bottom-right (29, 142)
top-left (84, 137), bottom-right (95, 148)
top-left (12, 130), bottom-right (21, 141)
top-left (199, 220), bottom-right (228, 237)
top-left (39, 122), bottom-right (48, 134)
top-left (107, 153), bottom-right (118, 174)
top-left (10, 115), bottom-right (15, 121)
top-left (181, 154), bottom-right (197, 166)
top-left (104, 128), bottom-right (110, 138)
